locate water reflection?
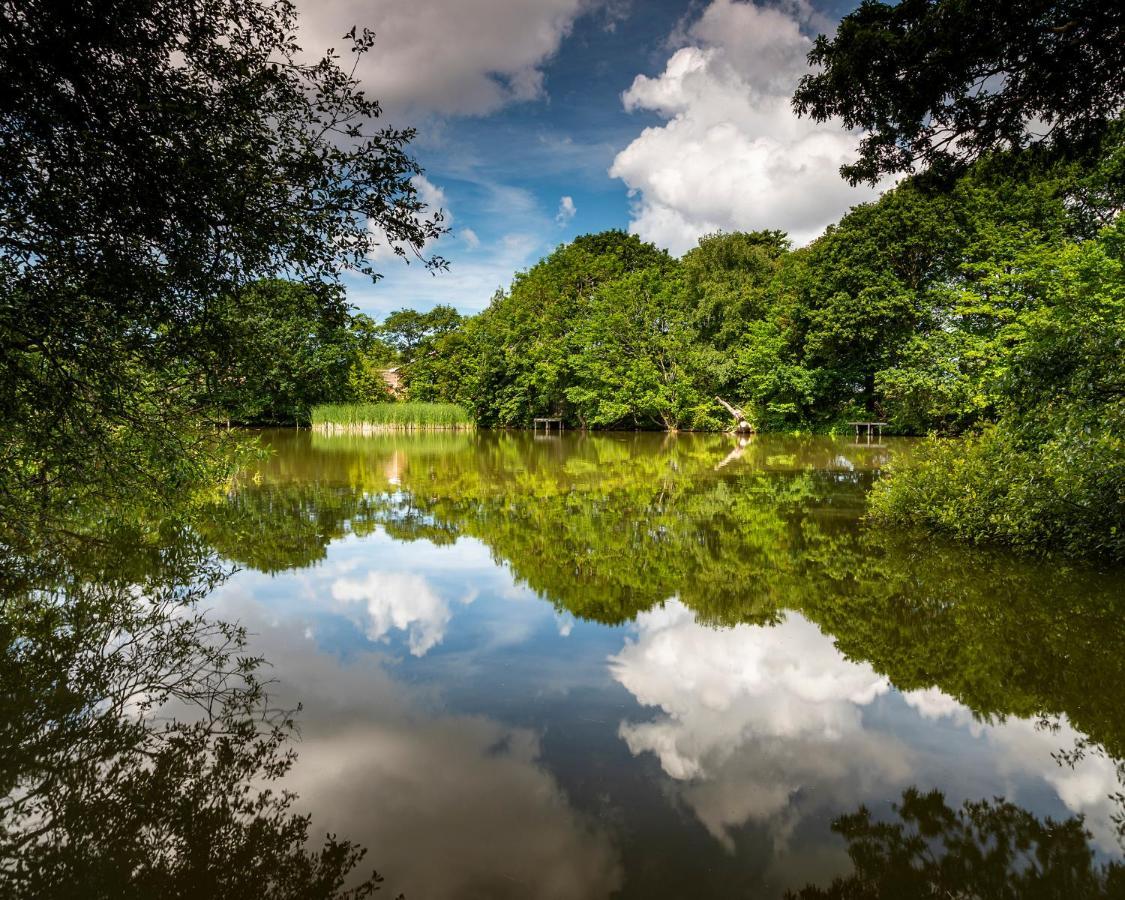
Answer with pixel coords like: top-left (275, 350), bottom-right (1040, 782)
top-left (0, 531), bottom-right (385, 898)
top-left (212, 588), bottom-right (622, 899)
top-left (196, 430), bottom-right (1125, 895)
top-left (330, 567), bottom-right (475, 656)
top-left (610, 602), bottom-right (1124, 866)
top-left (788, 788), bottom-right (1125, 898)
top-left (5, 429), bottom-right (1124, 897)
top-left (611, 605), bottom-right (903, 847)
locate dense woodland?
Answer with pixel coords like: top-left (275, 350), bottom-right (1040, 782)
top-left (321, 140), bottom-right (1121, 437)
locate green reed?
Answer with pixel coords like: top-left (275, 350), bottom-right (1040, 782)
top-left (310, 402), bottom-right (474, 431)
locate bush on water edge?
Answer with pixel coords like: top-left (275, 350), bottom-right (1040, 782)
top-left (867, 421), bottom-right (1125, 562)
top-left (311, 402), bottom-right (474, 431)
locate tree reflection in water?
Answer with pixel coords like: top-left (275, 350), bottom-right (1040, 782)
top-left (7, 429), bottom-right (1124, 896)
top-left (208, 430), bottom-right (1125, 759)
top-left (788, 788), bottom-right (1125, 899)
top-left (0, 530), bottom-right (392, 899)
top-left (202, 429), bottom-right (1125, 895)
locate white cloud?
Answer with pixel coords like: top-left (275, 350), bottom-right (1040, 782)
top-left (460, 227), bottom-right (481, 249)
top-left (609, 0), bottom-right (886, 254)
top-left (555, 195), bottom-right (577, 226)
top-left (331, 569), bottom-right (473, 656)
top-left (296, 0), bottom-right (589, 116)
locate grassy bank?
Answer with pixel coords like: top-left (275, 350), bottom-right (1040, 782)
top-left (311, 402), bottom-right (474, 432)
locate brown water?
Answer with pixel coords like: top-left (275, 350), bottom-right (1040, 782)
top-left (101, 429), bottom-right (1122, 895)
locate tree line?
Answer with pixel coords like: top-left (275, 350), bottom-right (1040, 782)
top-left (217, 130), bottom-right (1123, 433)
top-left (328, 138), bottom-right (1119, 439)
top-left (207, 130), bottom-right (1122, 559)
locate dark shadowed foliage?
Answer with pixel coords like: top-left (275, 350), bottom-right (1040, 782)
top-left (793, 0), bottom-right (1125, 184)
top-left (787, 788), bottom-right (1125, 899)
top-left (0, 522), bottom-right (395, 899)
top-left (0, 0), bottom-right (443, 554)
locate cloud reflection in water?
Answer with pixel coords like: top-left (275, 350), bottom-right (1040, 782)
top-left (610, 600), bottom-right (1125, 859)
top-left (210, 582), bottom-right (621, 900)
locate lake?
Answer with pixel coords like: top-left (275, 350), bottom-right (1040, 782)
top-left (200, 429), bottom-right (1124, 897)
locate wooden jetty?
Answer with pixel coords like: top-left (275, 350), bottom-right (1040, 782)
top-left (848, 421), bottom-right (887, 440)
top-left (532, 417), bottom-right (564, 433)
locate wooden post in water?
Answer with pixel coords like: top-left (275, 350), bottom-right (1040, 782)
top-left (848, 422), bottom-right (887, 443)
top-left (533, 417), bottom-right (563, 434)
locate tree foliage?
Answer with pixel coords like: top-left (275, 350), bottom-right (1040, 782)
top-left (209, 429), bottom-right (1125, 752)
top-left (0, 0), bottom-right (442, 547)
top-left (869, 219), bottom-right (1125, 559)
top-left (204, 280), bottom-right (360, 425)
top-left (793, 0), bottom-right (1125, 183)
top-left (788, 788), bottom-right (1125, 899)
top-left (468, 231), bottom-right (673, 426)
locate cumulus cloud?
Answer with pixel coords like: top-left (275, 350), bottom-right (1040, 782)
top-left (555, 195), bottom-right (577, 226)
top-left (460, 227), bottom-right (481, 248)
top-left (296, 0), bottom-right (588, 116)
top-left (609, 0), bottom-right (886, 254)
top-left (331, 569), bottom-right (473, 656)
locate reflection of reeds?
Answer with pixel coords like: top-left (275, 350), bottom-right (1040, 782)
top-left (311, 402), bottom-right (474, 432)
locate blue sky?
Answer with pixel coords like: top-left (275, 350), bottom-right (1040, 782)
top-left (296, 0), bottom-right (878, 318)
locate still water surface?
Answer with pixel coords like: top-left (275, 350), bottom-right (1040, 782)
top-left (204, 429), bottom-right (1125, 898)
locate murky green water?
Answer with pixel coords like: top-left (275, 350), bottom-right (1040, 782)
top-left (203, 429), bottom-right (1124, 897)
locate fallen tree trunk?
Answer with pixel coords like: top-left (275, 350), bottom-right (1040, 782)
top-left (715, 396), bottom-right (754, 433)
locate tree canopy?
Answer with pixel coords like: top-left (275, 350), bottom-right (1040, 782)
top-left (204, 280), bottom-right (360, 426)
top-left (0, 0), bottom-right (443, 552)
top-left (793, 0), bottom-right (1125, 183)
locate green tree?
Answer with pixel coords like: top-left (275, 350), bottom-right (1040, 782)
top-left (869, 218), bottom-right (1125, 559)
top-left (681, 230), bottom-right (790, 351)
top-left (373, 305), bottom-right (476, 403)
top-left (471, 231), bottom-right (672, 426)
top-left (781, 183), bottom-right (960, 418)
top-left (205, 280), bottom-right (359, 425)
top-left (378, 306), bottom-right (463, 363)
top-left (346, 314), bottom-right (398, 403)
top-left (402, 325), bottom-right (481, 406)
top-left (566, 268), bottom-right (711, 429)
top-left (0, 0), bottom-right (443, 554)
top-left (793, 0), bottom-right (1125, 183)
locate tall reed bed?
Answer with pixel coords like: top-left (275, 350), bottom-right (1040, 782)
top-left (311, 402), bottom-right (474, 432)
